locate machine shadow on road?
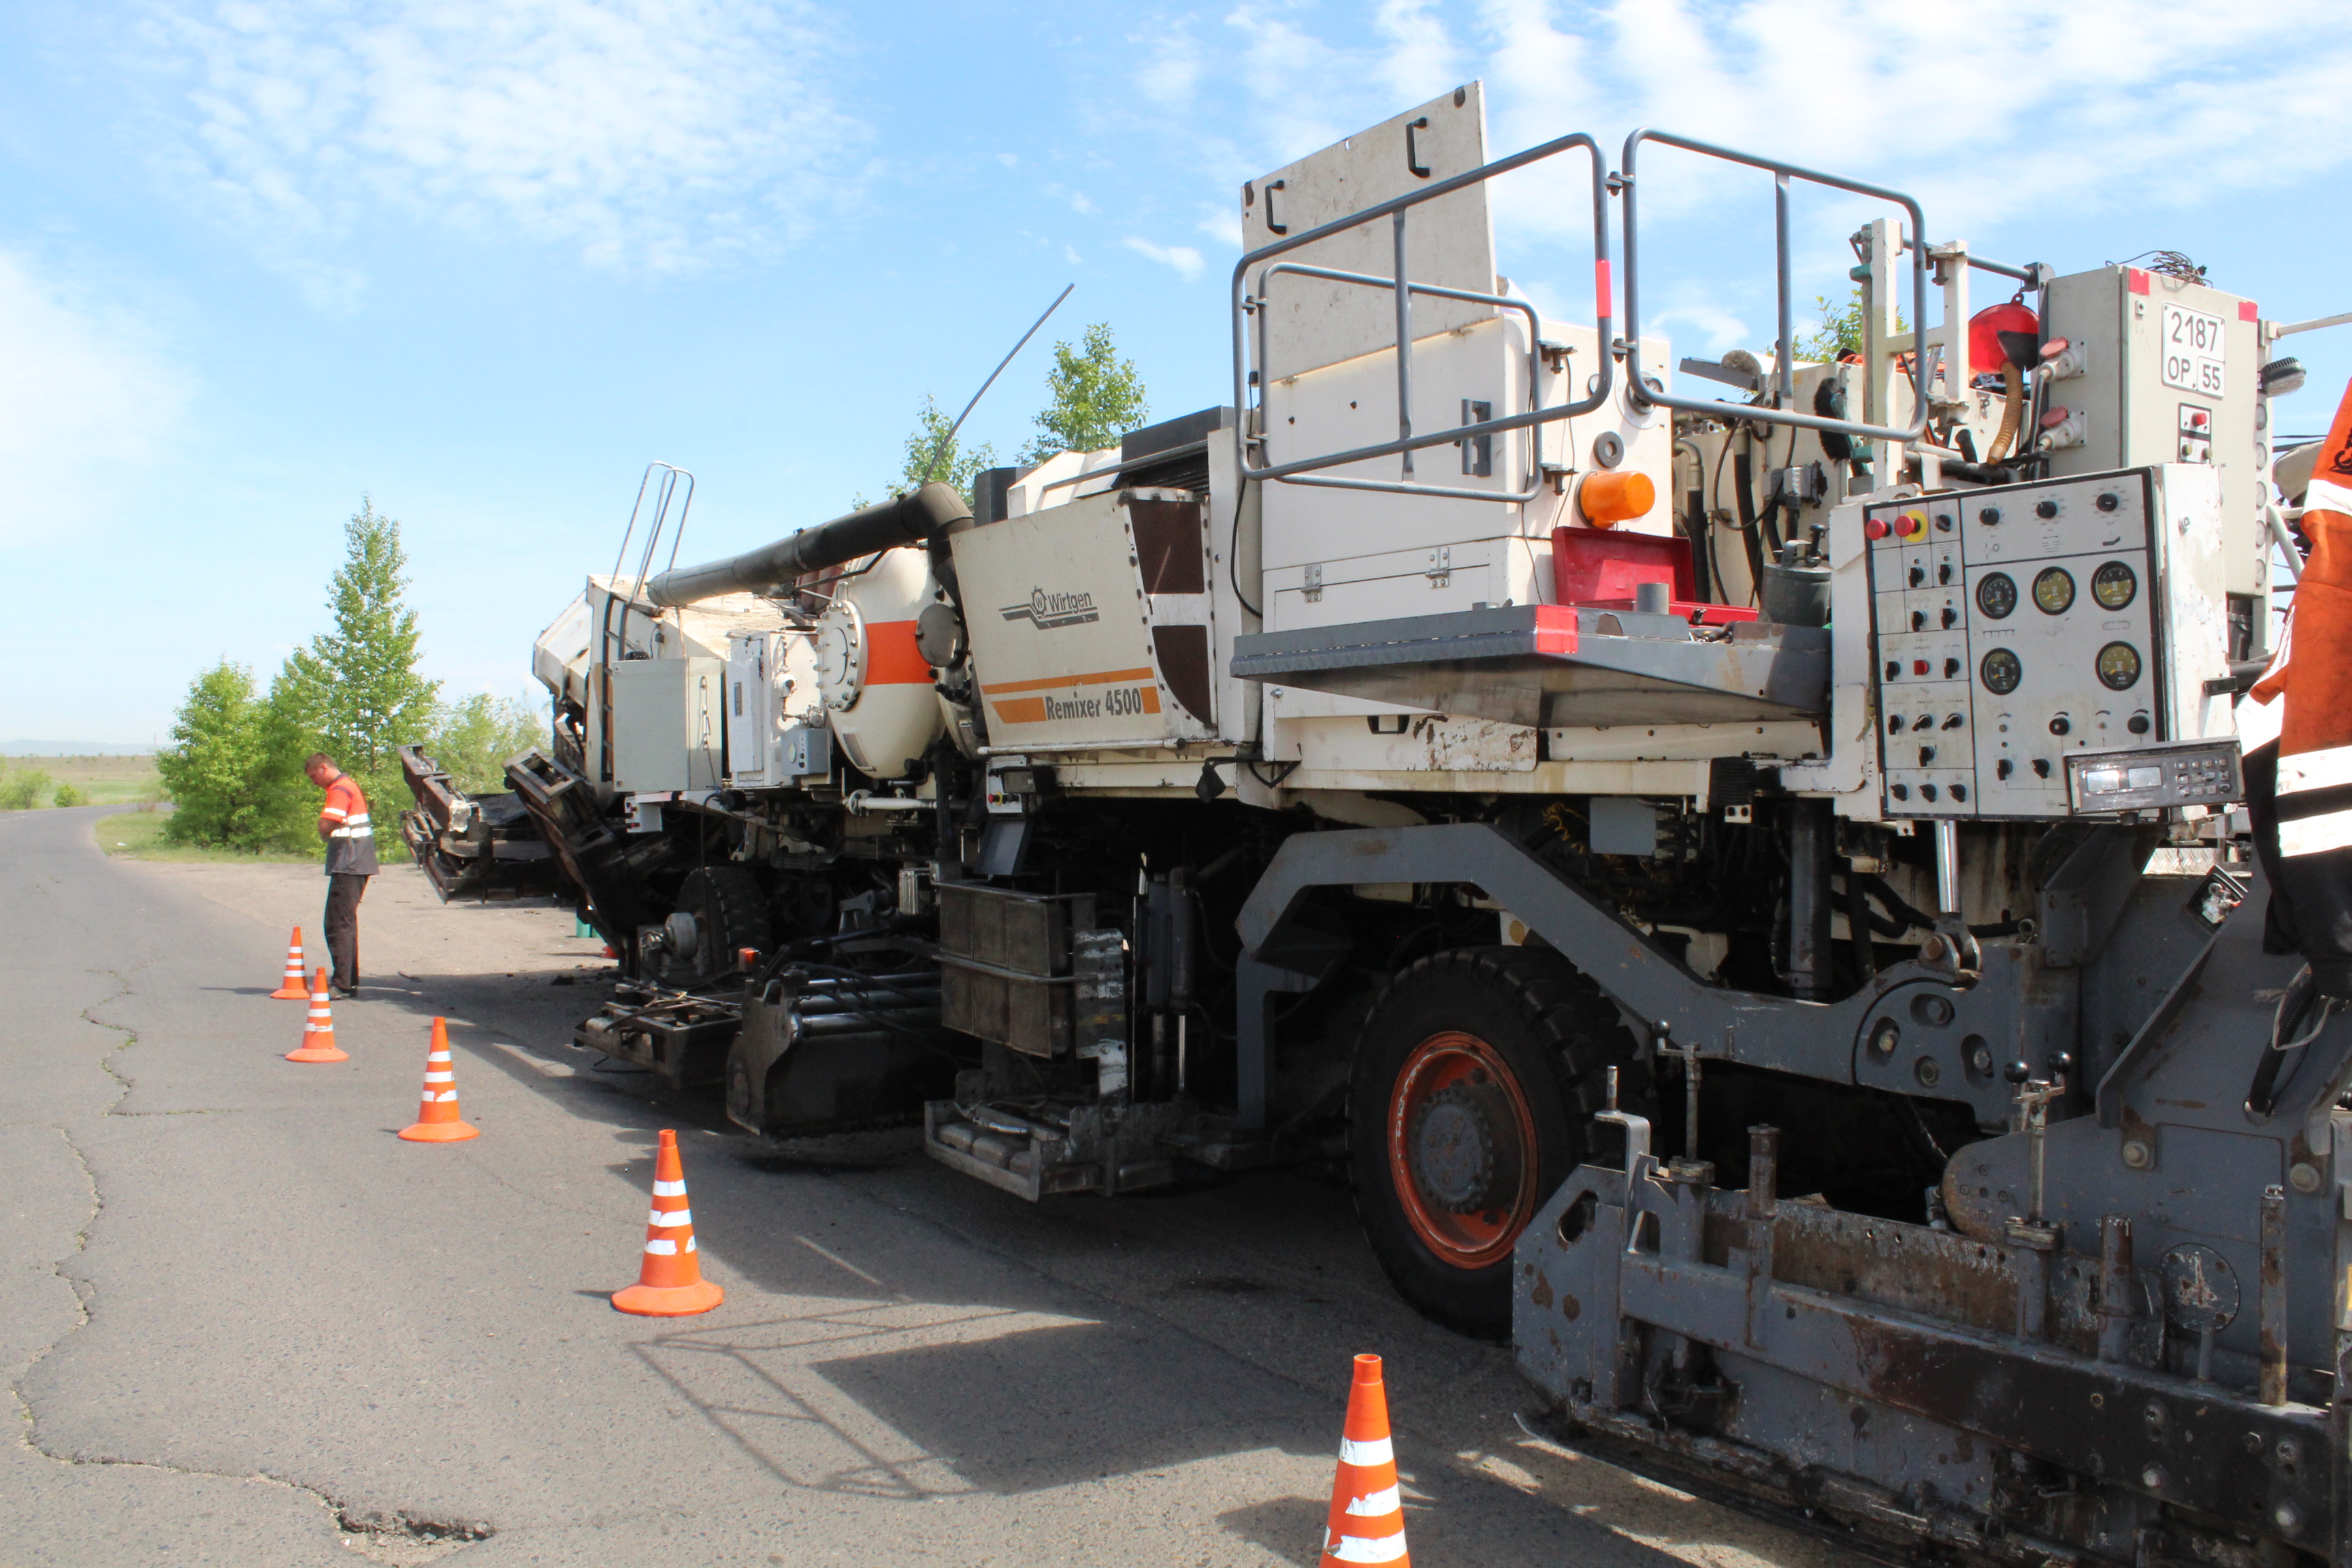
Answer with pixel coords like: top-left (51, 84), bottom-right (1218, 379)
top-left (338, 966), bottom-right (1733, 1567)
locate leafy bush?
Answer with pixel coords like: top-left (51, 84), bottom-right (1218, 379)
top-left (54, 784), bottom-right (84, 808)
top-left (0, 769), bottom-right (53, 811)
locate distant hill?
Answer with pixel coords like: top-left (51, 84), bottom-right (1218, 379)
top-left (2, 742), bottom-right (157, 757)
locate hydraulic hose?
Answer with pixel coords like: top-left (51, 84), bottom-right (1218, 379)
top-left (1984, 361), bottom-right (2025, 463)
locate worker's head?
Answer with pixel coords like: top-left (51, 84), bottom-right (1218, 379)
top-left (304, 753), bottom-right (338, 787)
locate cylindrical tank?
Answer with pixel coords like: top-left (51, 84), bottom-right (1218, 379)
top-left (817, 549), bottom-right (946, 780)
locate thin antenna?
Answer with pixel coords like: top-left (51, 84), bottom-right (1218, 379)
top-left (919, 282), bottom-right (1076, 486)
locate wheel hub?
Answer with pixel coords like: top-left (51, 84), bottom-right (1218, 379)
top-left (1409, 1082), bottom-right (1522, 1214)
top-left (1386, 1031), bottom-right (1542, 1271)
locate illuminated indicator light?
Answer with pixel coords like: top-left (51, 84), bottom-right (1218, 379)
top-left (1578, 470), bottom-right (1654, 529)
top-left (1913, 659), bottom-right (1930, 675)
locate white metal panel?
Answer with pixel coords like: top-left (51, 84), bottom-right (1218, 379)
top-left (2044, 267), bottom-right (2266, 598)
top-left (953, 489), bottom-right (1215, 749)
top-left (1245, 84), bottom-right (1494, 380)
top-left (610, 655), bottom-right (723, 794)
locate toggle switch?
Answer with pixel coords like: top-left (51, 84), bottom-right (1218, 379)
top-left (1941, 606), bottom-right (1958, 629)
top-left (1918, 745), bottom-right (1936, 765)
top-left (1938, 559), bottom-right (1953, 585)
top-left (1909, 563), bottom-right (1926, 587)
top-left (1912, 610), bottom-right (1927, 631)
top-left (1950, 784), bottom-right (1967, 802)
top-left (1921, 783), bottom-right (1940, 802)
top-left (2031, 758), bottom-right (2051, 778)
top-left (1942, 713), bottom-right (1965, 729)
top-left (1943, 657), bottom-right (1961, 678)
top-left (1996, 758), bottom-right (2014, 779)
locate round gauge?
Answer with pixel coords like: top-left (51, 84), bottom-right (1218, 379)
top-left (1976, 571), bottom-right (2018, 620)
top-left (2092, 559), bottom-right (2138, 610)
top-left (1980, 647), bottom-right (2023, 695)
top-left (2032, 567), bottom-right (2076, 615)
top-left (2097, 641), bottom-right (2143, 691)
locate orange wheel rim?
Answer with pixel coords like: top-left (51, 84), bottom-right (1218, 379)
top-left (1386, 1031), bottom-right (1540, 1270)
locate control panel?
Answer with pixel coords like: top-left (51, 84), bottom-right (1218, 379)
top-left (1865, 468), bottom-right (2229, 819)
top-left (2066, 740), bottom-right (2242, 815)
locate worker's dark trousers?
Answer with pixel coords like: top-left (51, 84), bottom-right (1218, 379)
top-left (325, 873), bottom-right (370, 992)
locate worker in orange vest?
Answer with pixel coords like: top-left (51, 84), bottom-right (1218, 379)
top-left (305, 753), bottom-right (380, 998)
top-left (2244, 376), bottom-right (2352, 1008)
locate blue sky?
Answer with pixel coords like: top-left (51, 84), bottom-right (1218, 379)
top-left (5, 0), bottom-right (2348, 745)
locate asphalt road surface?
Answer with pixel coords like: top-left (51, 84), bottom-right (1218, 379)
top-left (3, 805), bottom-right (1856, 1567)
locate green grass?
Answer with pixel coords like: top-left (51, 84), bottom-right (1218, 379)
top-left (3, 753), bottom-right (164, 808)
top-left (98, 808), bottom-right (317, 865)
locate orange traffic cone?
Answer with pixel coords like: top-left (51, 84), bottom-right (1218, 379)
top-left (1318, 1354), bottom-right (1409, 1567)
top-left (398, 1018), bottom-right (478, 1143)
top-left (612, 1128), bottom-right (723, 1317)
top-left (270, 928), bottom-right (310, 1000)
top-left (285, 969), bottom-right (350, 1063)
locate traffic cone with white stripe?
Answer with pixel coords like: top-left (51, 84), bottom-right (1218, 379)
top-left (1318, 1354), bottom-right (1409, 1567)
top-left (398, 1017), bottom-right (478, 1142)
top-left (612, 1128), bottom-right (723, 1317)
top-left (270, 928), bottom-right (310, 1000)
top-left (285, 969), bottom-right (349, 1063)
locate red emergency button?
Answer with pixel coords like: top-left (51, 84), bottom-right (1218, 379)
top-left (1865, 516), bottom-right (1890, 541)
top-left (1912, 659), bottom-right (1930, 675)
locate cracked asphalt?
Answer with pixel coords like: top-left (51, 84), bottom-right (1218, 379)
top-left (3, 805), bottom-right (1857, 1567)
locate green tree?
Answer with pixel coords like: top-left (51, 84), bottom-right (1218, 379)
top-left (858, 395), bottom-right (999, 510)
top-left (1795, 284), bottom-right (1905, 364)
top-left (155, 661), bottom-right (267, 845)
top-left (287, 497), bottom-right (441, 813)
top-left (1019, 322), bottom-right (1148, 463)
top-left (54, 783), bottom-right (84, 807)
top-left (429, 693), bottom-right (550, 793)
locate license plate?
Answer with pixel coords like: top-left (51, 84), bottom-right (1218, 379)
top-left (2160, 304), bottom-right (2226, 396)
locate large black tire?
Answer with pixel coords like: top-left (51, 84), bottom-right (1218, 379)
top-left (1348, 945), bottom-right (1644, 1339)
top-left (657, 865), bottom-right (774, 984)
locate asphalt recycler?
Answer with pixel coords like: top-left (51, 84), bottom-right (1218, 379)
top-left (402, 84), bottom-right (2352, 1568)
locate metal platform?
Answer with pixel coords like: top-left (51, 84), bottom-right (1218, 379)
top-left (1228, 604), bottom-right (1830, 727)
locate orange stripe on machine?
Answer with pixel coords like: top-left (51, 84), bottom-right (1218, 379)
top-left (864, 619), bottom-right (932, 685)
top-left (982, 666), bottom-right (1164, 726)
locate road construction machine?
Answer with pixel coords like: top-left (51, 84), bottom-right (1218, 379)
top-left (404, 83), bottom-right (2352, 1567)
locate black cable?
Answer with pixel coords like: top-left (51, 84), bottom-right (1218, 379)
top-left (1228, 478), bottom-right (1261, 620)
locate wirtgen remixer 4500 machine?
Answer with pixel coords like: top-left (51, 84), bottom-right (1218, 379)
top-left (408, 84), bottom-right (2352, 1566)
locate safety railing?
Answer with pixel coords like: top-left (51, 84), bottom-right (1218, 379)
top-left (1229, 129), bottom-right (1615, 505)
top-left (1618, 129), bottom-right (1930, 444)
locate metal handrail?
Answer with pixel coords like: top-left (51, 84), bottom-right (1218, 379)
top-left (1229, 128), bottom-right (1614, 504)
top-left (1619, 129), bottom-right (1931, 444)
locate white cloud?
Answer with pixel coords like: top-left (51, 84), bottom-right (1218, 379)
top-left (139, 0), bottom-right (871, 290)
top-left (0, 250), bottom-right (193, 539)
top-left (1124, 236), bottom-right (1205, 280)
top-left (1202, 0), bottom-right (2352, 244)
top-left (1197, 207), bottom-right (1242, 248)
top-left (1135, 27), bottom-right (1200, 106)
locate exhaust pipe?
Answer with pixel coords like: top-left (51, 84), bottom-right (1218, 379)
top-left (644, 482), bottom-right (973, 607)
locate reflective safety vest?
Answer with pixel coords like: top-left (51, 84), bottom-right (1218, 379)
top-left (320, 772), bottom-right (380, 877)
